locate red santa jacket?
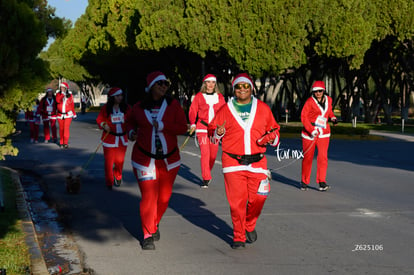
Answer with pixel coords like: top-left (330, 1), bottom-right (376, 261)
top-left (38, 97), bottom-right (57, 121)
top-left (208, 97), bottom-right (280, 176)
top-left (301, 95), bottom-right (336, 140)
top-left (189, 92), bottom-right (226, 133)
top-left (127, 97), bottom-right (188, 172)
top-left (25, 105), bottom-right (41, 124)
top-left (96, 104), bottom-right (132, 147)
top-left (56, 91), bottom-right (76, 119)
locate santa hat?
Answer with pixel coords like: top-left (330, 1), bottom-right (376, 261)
top-left (60, 82), bottom-right (69, 89)
top-left (145, 71), bottom-right (167, 92)
top-left (203, 74), bottom-right (216, 82)
top-left (232, 73), bottom-right (254, 90)
top-left (108, 87), bottom-right (123, 97)
top-left (311, 80), bottom-right (326, 92)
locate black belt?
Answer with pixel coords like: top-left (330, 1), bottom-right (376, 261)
top-left (138, 146), bottom-right (177, 160)
top-left (58, 112), bottom-right (67, 114)
top-left (225, 152), bottom-right (264, 165)
top-left (110, 131), bottom-right (126, 136)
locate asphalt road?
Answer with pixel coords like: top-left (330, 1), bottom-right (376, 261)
top-left (3, 112), bottom-right (414, 275)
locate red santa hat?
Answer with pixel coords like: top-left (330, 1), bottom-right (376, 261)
top-left (108, 87), bottom-right (123, 97)
top-left (203, 74), bottom-right (216, 82)
top-left (311, 80), bottom-right (326, 92)
top-left (145, 71), bottom-right (167, 92)
top-left (60, 82), bottom-right (69, 89)
top-left (232, 73), bottom-right (254, 90)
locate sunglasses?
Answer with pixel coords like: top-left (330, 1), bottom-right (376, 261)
top-left (234, 83), bottom-right (251, 89)
top-left (314, 90), bottom-right (324, 93)
top-left (156, 80), bottom-right (170, 87)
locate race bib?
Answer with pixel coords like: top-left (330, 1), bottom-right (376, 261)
top-left (315, 115), bottom-right (327, 129)
top-left (136, 167), bottom-right (156, 182)
top-left (46, 106), bottom-right (53, 112)
top-left (67, 111), bottom-right (73, 117)
top-left (257, 178), bottom-right (270, 196)
top-left (111, 113), bottom-right (124, 124)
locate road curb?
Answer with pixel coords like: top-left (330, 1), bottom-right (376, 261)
top-left (2, 167), bottom-right (49, 275)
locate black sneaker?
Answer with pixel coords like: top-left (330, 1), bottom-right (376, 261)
top-left (319, 182), bottom-right (330, 191)
top-left (152, 228), bottom-right (160, 241)
top-left (231, 241), bottom-right (246, 249)
top-left (300, 182), bottom-right (308, 191)
top-left (114, 177), bottom-right (122, 187)
top-left (63, 144), bottom-right (69, 149)
top-left (246, 229), bottom-right (257, 243)
top-left (142, 237), bottom-right (155, 250)
top-left (201, 179), bottom-right (210, 189)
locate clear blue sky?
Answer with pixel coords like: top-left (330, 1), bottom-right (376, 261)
top-left (44, 0), bottom-right (89, 49)
top-left (48, 0), bottom-right (89, 23)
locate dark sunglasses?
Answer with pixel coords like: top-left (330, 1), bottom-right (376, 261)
top-left (313, 90), bottom-right (324, 93)
top-left (234, 83), bottom-right (251, 89)
top-left (156, 80), bottom-right (170, 87)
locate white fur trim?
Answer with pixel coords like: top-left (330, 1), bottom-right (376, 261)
top-left (145, 75), bottom-right (167, 92)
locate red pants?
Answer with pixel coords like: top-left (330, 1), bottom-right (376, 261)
top-left (301, 137), bottom-right (330, 184)
top-left (58, 118), bottom-right (72, 145)
top-left (224, 171), bottom-right (269, 242)
top-left (103, 145), bottom-right (127, 186)
top-left (29, 122), bottom-right (39, 141)
top-left (197, 133), bottom-right (219, 180)
top-left (43, 119), bottom-right (57, 141)
top-left (133, 160), bottom-right (179, 239)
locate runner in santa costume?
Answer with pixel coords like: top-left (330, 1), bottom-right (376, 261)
top-left (208, 73), bottom-right (280, 249)
top-left (127, 71), bottom-right (187, 250)
top-left (301, 80), bottom-right (337, 191)
top-left (96, 87), bottom-right (131, 190)
top-left (56, 82), bottom-right (77, 148)
top-left (188, 74), bottom-right (226, 188)
top-left (39, 88), bottom-right (58, 143)
top-left (25, 99), bottom-right (41, 143)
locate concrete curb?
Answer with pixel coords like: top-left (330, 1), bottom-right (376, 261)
top-left (369, 130), bottom-right (414, 142)
top-left (1, 167), bottom-right (49, 275)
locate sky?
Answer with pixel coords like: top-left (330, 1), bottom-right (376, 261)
top-left (48, 0), bottom-right (89, 23)
top-left (44, 0), bottom-right (89, 49)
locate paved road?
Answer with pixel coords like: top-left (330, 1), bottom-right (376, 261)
top-left (3, 112), bottom-right (414, 275)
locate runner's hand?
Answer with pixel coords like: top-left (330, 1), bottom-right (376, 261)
top-left (216, 121), bottom-right (226, 136)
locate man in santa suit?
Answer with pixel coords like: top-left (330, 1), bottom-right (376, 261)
top-left (301, 80), bottom-right (337, 191)
top-left (189, 74), bottom-right (226, 188)
top-left (97, 87), bottom-right (132, 190)
top-left (208, 73), bottom-right (280, 249)
top-left (56, 82), bottom-right (77, 148)
top-left (127, 71), bottom-right (187, 250)
top-left (39, 88), bottom-right (58, 143)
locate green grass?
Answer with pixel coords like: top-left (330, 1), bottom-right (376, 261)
top-left (0, 169), bottom-right (31, 275)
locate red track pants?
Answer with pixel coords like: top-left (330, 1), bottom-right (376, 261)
top-left (197, 133), bottom-right (219, 181)
top-left (57, 118), bottom-right (72, 145)
top-left (43, 119), bottom-right (57, 141)
top-left (301, 137), bottom-right (330, 184)
top-left (133, 160), bottom-right (179, 239)
top-left (29, 122), bottom-right (39, 141)
top-left (103, 145), bottom-right (127, 187)
top-left (224, 171), bottom-right (269, 242)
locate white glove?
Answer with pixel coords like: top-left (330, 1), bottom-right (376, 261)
top-left (311, 129), bottom-right (319, 137)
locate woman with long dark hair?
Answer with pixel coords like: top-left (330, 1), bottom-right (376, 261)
top-left (96, 87), bottom-right (131, 190)
top-left (127, 71), bottom-right (187, 250)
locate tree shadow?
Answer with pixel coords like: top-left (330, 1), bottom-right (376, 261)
top-left (169, 192), bottom-right (233, 245)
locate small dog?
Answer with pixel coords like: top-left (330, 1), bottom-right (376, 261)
top-left (66, 172), bottom-right (81, 194)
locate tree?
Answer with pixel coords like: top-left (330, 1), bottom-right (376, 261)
top-left (0, 0), bottom-right (68, 159)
